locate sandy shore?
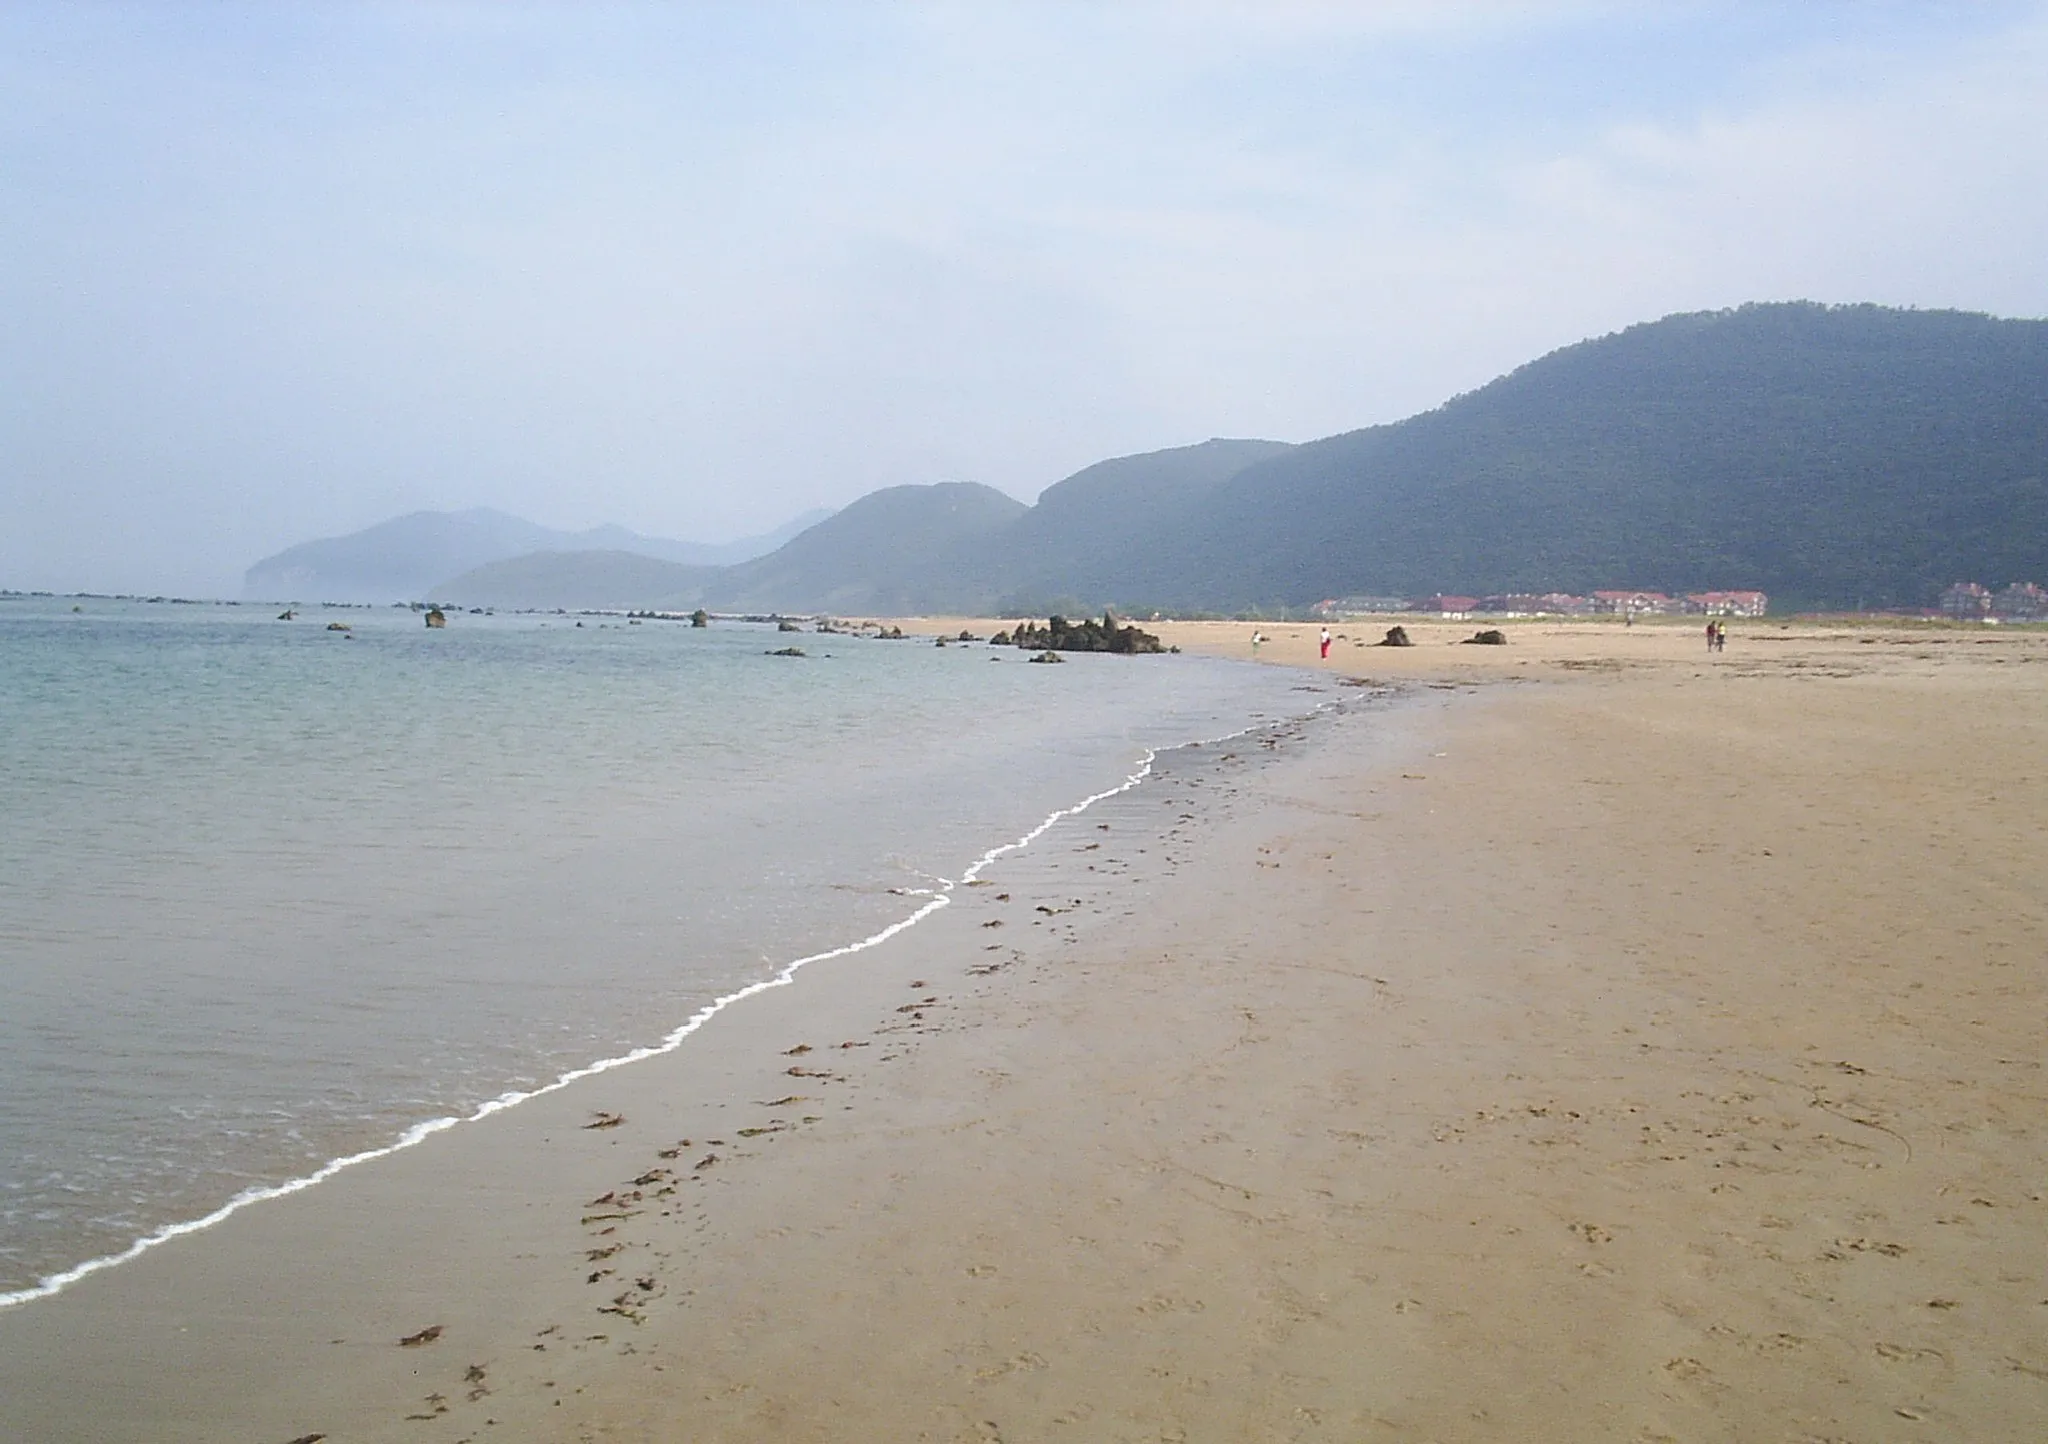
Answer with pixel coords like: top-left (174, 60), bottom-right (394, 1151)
top-left (3, 618), bottom-right (2045, 1441)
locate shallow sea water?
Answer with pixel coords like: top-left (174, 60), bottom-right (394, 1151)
top-left (0, 597), bottom-right (1321, 1298)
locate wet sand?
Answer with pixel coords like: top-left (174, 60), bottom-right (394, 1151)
top-left (3, 618), bottom-right (2045, 1441)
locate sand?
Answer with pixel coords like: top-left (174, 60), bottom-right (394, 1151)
top-left (2, 616), bottom-right (2044, 1442)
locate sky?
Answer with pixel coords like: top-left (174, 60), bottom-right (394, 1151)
top-left (5, 1), bottom-right (2047, 596)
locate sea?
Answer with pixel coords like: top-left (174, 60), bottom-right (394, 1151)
top-left (0, 595), bottom-right (1322, 1306)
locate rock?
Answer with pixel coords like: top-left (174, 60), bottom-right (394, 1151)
top-left (1006, 612), bottom-right (1164, 654)
top-left (1463, 629), bottom-right (1508, 645)
top-left (777, 620), bottom-right (801, 632)
top-left (767, 646), bottom-right (807, 657)
top-left (988, 630), bottom-right (1011, 646)
top-left (957, 630), bottom-right (979, 642)
top-left (277, 609), bottom-right (296, 620)
top-left (1027, 650), bottom-right (1066, 663)
top-left (424, 608), bottom-right (446, 628)
top-left (326, 622), bottom-right (351, 632)
top-left (690, 609), bottom-right (710, 628)
top-left (1377, 626), bottom-right (1413, 647)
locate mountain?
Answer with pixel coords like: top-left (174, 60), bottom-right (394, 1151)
top-left (432, 550), bottom-right (721, 611)
top-left (316, 304), bottom-right (2048, 616)
top-left (1113, 303), bottom-right (2048, 612)
top-left (242, 507), bottom-right (832, 604)
top-left (702, 482), bottom-right (1029, 614)
top-left (960, 438), bottom-right (1295, 612)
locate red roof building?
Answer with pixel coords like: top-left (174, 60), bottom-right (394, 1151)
top-left (1685, 590), bottom-right (1769, 616)
top-left (1413, 594), bottom-right (1481, 616)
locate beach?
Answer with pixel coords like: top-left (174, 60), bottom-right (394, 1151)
top-left (3, 617), bottom-right (2044, 1441)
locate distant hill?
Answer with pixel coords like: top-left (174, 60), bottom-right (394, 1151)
top-left (702, 482), bottom-right (1029, 614)
top-left (243, 506), bottom-right (831, 604)
top-left (961, 438), bottom-right (1295, 612)
top-left (683, 305), bottom-right (2048, 616)
top-left (1114, 304), bottom-right (2048, 612)
top-left (433, 550), bottom-right (721, 611)
top-left (323, 304), bottom-right (2048, 616)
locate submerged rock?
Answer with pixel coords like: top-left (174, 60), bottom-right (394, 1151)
top-left (1027, 649), bottom-right (1066, 664)
top-left (767, 646), bottom-right (807, 657)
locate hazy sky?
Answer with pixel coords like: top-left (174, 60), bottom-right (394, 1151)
top-left (6, 2), bottom-right (2047, 595)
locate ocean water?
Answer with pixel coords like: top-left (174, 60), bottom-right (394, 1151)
top-left (0, 596), bottom-right (1319, 1303)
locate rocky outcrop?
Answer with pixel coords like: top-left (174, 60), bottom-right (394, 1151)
top-left (1376, 626), bottom-right (1413, 647)
top-left (1463, 629), bottom-right (1507, 645)
top-left (1006, 613), bottom-right (1165, 654)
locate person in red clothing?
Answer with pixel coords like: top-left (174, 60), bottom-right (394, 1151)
top-left (1319, 626), bottom-right (1332, 659)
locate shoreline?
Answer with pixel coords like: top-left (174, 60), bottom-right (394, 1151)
top-left (0, 676), bottom-right (1421, 1442)
top-left (0, 676), bottom-right (1326, 1315)
top-left (4, 619), bottom-right (2045, 1440)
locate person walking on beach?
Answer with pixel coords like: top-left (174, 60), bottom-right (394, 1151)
top-left (1706, 618), bottom-right (1718, 652)
top-left (1319, 627), bottom-right (1332, 660)
top-left (1251, 630), bottom-right (1263, 656)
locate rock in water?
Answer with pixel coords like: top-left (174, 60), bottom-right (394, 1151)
top-left (1007, 612), bottom-right (1164, 654)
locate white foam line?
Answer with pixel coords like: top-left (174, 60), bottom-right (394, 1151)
top-left (1, 707), bottom-right (1314, 1313)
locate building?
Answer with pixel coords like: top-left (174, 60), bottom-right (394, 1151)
top-left (1993, 582), bottom-right (2048, 621)
top-left (1589, 590), bottom-right (1677, 615)
top-left (1412, 594), bottom-right (1481, 617)
top-left (1313, 595), bottom-right (1411, 617)
top-left (1941, 582), bottom-right (1994, 619)
top-left (1478, 593), bottom-right (1594, 616)
top-left (1685, 590), bottom-right (1769, 617)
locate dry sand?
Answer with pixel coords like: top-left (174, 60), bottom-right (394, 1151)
top-left (2, 617), bottom-right (2044, 1442)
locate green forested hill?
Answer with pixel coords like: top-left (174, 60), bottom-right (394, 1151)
top-left (965, 437), bottom-right (1295, 612)
top-left (1117, 304), bottom-right (2048, 611)
top-left (423, 304), bottom-right (2048, 616)
top-left (703, 481), bottom-right (1028, 614)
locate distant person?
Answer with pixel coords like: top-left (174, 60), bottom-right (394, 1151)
top-left (1715, 621), bottom-right (1727, 652)
top-left (1251, 630), bottom-right (1264, 655)
top-left (1319, 626), bottom-right (1332, 659)
top-left (1706, 619), bottom-right (1717, 651)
